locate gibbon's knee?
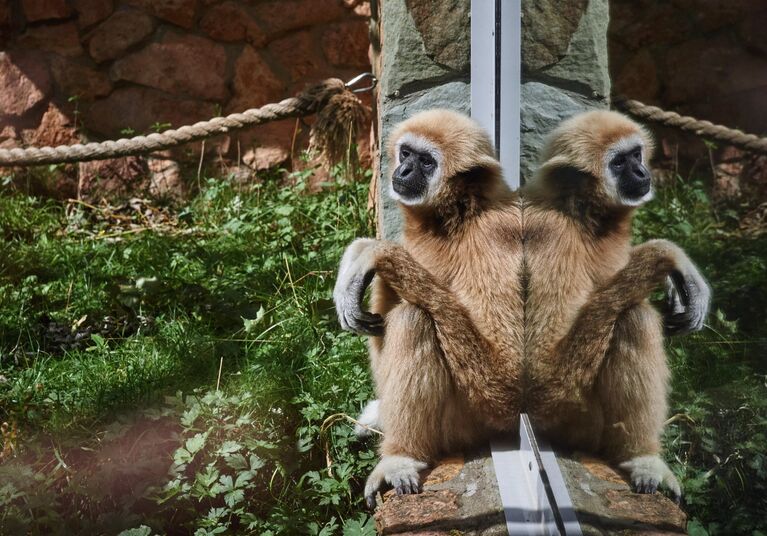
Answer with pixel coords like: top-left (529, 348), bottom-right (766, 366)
top-left (597, 304), bottom-right (669, 461)
top-left (375, 303), bottom-right (476, 461)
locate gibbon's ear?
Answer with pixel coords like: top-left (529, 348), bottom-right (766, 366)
top-left (471, 153), bottom-right (503, 181)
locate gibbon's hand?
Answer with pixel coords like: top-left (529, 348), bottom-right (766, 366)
top-left (664, 262), bottom-right (711, 336)
top-left (333, 238), bottom-right (384, 337)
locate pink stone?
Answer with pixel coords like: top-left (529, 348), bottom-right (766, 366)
top-left (199, 2), bottom-right (266, 46)
top-left (0, 51), bottom-right (52, 117)
top-left (111, 33), bottom-right (227, 101)
top-left (148, 157), bottom-right (186, 200)
top-left (243, 146), bottom-right (289, 171)
top-left (51, 56), bottom-right (112, 99)
top-left (21, 103), bottom-right (80, 147)
top-left (84, 86), bottom-right (215, 137)
top-left (268, 31), bottom-right (327, 84)
top-left (72, 0), bottom-right (114, 29)
top-left (22, 0), bottom-right (72, 22)
top-left (228, 45), bottom-right (285, 112)
top-left (254, 0), bottom-right (346, 40)
top-left (123, 0), bottom-right (197, 29)
top-left (77, 156), bottom-right (149, 202)
top-left (18, 22), bottom-right (83, 57)
top-left (88, 9), bottom-right (154, 63)
top-left (322, 20), bottom-right (370, 68)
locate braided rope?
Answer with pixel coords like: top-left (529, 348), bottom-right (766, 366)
top-left (614, 97), bottom-right (767, 155)
top-left (0, 78), bottom-right (347, 166)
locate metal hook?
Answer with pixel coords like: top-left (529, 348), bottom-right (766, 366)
top-left (345, 72), bottom-right (377, 93)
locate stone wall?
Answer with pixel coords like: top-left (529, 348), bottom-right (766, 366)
top-left (0, 0), bottom-right (371, 197)
top-left (610, 0), bottom-right (767, 203)
top-left (520, 0), bottom-right (610, 182)
top-left (372, 0), bottom-right (610, 238)
top-left (610, 0), bottom-right (767, 136)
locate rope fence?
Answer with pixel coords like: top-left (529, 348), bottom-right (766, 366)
top-left (613, 97), bottom-right (767, 155)
top-left (1, 79), bottom-right (767, 166)
top-left (0, 78), bottom-right (351, 167)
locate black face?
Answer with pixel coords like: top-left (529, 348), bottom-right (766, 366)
top-left (392, 145), bottom-right (437, 201)
top-left (609, 146), bottom-right (651, 201)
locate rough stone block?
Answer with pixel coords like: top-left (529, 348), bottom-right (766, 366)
top-left (253, 0), bottom-right (347, 41)
top-left (200, 2), bottom-right (266, 46)
top-left (22, 0), bottom-right (72, 22)
top-left (18, 22), bottom-right (84, 57)
top-left (228, 45), bottom-right (285, 113)
top-left (520, 81), bottom-right (599, 183)
top-left (374, 452), bottom-right (687, 535)
top-left (124, 0), bottom-right (197, 29)
top-left (322, 20), bottom-right (371, 68)
top-left (111, 33), bottom-right (228, 101)
top-left (380, 0), bottom-right (466, 99)
top-left (88, 9), bottom-right (155, 63)
top-left (0, 51), bottom-right (52, 118)
top-left (51, 56), bottom-right (112, 99)
top-left (72, 0), bottom-right (113, 29)
top-left (84, 86), bottom-right (215, 137)
top-left (268, 31), bottom-right (328, 84)
top-left (531, 0), bottom-right (611, 99)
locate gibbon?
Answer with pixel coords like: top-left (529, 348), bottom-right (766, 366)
top-left (522, 110), bottom-right (710, 501)
top-left (333, 109), bottom-right (525, 507)
top-left (336, 110), bottom-right (710, 505)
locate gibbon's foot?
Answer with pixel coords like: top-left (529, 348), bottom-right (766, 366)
top-left (664, 265), bottom-right (711, 336)
top-left (334, 238), bottom-right (384, 337)
top-left (354, 400), bottom-right (381, 438)
top-left (364, 455), bottom-right (428, 508)
top-left (619, 455), bottom-right (682, 504)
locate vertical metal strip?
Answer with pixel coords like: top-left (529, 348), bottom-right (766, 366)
top-left (499, 0), bottom-right (521, 187)
top-left (471, 0), bottom-right (521, 188)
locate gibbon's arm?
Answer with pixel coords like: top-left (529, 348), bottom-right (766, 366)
top-left (556, 239), bottom-right (709, 388)
top-left (334, 238), bottom-right (518, 429)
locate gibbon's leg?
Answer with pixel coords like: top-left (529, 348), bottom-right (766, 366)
top-left (596, 304), bottom-right (682, 502)
top-left (554, 239), bottom-right (707, 390)
top-left (363, 303), bottom-right (481, 508)
top-left (335, 238), bottom-right (520, 431)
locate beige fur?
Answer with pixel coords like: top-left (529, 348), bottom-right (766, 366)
top-left (335, 110), bottom-right (709, 504)
top-left (334, 110), bottom-right (525, 505)
top-left (522, 111), bottom-right (709, 500)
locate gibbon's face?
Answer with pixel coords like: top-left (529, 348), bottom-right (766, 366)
top-left (390, 134), bottom-right (442, 206)
top-left (604, 136), bottom-right (653, 207)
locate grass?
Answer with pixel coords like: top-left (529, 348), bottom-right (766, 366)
top-left (0, 166), bottom-right (378, 535)
top-left (0, 165), bottom-right (764, 535)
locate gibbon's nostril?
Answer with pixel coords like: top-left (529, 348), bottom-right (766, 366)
top-left (632, 165), bottom-right (648, 181)
top-left (400, 166), bottom-right (413, 178)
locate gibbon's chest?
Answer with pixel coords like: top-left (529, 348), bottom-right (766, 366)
top-left (405, 222), bottom-right (524, 348)
top-left (522, 208), bottom-right (630, 334)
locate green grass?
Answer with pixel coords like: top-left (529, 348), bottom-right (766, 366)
top-left (0, 167), bottom-right (765, 535)
top-left (0, 168), bottom-right (378, 535)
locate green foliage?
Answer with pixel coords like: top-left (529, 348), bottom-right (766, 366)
top-left (1, 167), bottom-right (765, 534)
top-left (635, 175), bottom-right (767, 535)
top-left (0, 167), bottom-right (378, 534)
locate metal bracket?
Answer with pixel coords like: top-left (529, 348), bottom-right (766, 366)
top-left (490, 414), bottom-right (583, 536)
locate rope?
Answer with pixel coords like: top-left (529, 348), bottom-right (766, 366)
top-left (614, 97), bottom-right (767, 155)
top-left (0, 78), bottom-right (348, 166)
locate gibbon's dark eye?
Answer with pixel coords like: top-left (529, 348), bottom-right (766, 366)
top-left (400, 148), bottom-right (410, 160)
top-left (612, 155), bottom-right (626, 168)
top-left (420, 156), bottom-right (435, 169)
top-left (632, 149), bottom-right (641, 160)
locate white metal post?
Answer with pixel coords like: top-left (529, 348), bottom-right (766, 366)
top-left (470, 0), bottom-right (521, 188)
